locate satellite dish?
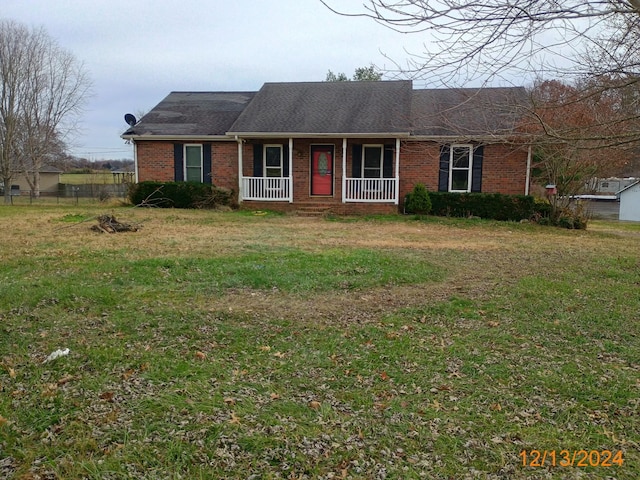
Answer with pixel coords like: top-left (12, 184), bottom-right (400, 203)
top-left (124, 113), bottom-right (137, 126)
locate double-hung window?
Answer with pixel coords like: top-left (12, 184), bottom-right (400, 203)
top-left (184, 144), bottom-right (203, 182)
top-left (362, 145), bottom-right (383, 178)
top-left (264, 145), bottom-right (283, 177)
top-left (449, 145), bottom-right (473, 192)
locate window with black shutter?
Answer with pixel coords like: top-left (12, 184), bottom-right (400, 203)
top-left (438, 144), bottom-right (483, 192)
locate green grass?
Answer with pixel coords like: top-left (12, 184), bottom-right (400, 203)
top-left (0, 207), bottom-right (638, 479)
top-left (59, 173), bottom-right (123, 184)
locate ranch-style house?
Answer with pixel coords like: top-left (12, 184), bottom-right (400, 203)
top-left (122, 80), bottom-right (532, 214)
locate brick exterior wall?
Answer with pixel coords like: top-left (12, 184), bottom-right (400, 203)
top-left (398, 141), bottom-right (529, 197)
top-left (136, 138), bottom-right (529, 214)
top-left (135, 140), bottom-right (238, 192)
top-left (136, 141), bottom-right (175, 182)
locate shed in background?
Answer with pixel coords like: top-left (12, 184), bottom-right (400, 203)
top-left (618, 180), bottom-right (640, 222)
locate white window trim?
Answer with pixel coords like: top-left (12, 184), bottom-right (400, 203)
top-left (362, 144), bottom-right (384, 179)
top-left (264, 144), bottom-right (284, 178)
top-left (448, 144), bottom-right (473, 193)
top-left (184, 144), bottom-right (203, 183)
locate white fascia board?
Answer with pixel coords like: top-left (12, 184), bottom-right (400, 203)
top-left (226, 132), bottom-right (411, 139)
top-left (120, 134), bottom-right (234, 141)
top-left (409, 134), bottom-right (526, 143)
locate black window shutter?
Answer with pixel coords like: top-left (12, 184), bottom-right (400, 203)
top-left (174, 143), bottom-right (184, 181)
top-left (203, 144), bottom-right (212, 184)
top-left (253, 144), bottom-right (263, 177)
top-left (383, 145), bottom-right (394, 178)
top-left (471, 145), bottom-right (483, 192)
top-left (352, 144), bottom-right (362, 178)
top-left (283, 144), bottom-right (289, 177)
top-left (438, 145), bottom-right (450, 192)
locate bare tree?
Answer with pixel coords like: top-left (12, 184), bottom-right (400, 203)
top-left (320, 1), bottom-right (640, 82)
top-left (0, 19), bottom-right (91, 202)
top-left (320, 1), bottom-right (640, 138)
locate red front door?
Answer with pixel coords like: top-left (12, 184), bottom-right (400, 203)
top-left (311, 146), bottom-right (333, 196)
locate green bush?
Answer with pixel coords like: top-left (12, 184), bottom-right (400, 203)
top-left (128, 181), bottom-right (235, 209)
top-left (428, 192), bottom-right (535, 221)
top-left (404, 183), bottom-right (432, 215)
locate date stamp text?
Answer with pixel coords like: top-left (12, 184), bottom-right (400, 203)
top-left (520, 450), bottom-right (624, 468)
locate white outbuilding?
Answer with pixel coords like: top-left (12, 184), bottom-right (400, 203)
top-left (618, 180), bottom-right (640, 222)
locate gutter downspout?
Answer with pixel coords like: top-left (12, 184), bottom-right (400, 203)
top-left (236, 136), bottom-right (243, 204)
top-left (525, 144), bottom-right (532, 196)
top-left (342, 138), bottom-right (347, 203)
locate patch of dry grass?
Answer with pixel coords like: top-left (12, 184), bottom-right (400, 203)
top-left (1, 205), bottom-right (639, 479)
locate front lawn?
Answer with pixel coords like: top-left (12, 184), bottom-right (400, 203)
top-left (0, 206), bottom-right (638, 479)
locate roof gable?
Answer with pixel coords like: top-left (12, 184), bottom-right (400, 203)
top-left (228, 81), bottom-right (413, 135)
top-left (617, 180), bottom-right (640, 195)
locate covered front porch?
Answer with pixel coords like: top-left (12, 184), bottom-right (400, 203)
top-left (237, 138), bottom-right (401, 204)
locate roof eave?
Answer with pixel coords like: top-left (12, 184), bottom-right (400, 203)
top-left (409, 134), bottom-right (530, 143)
top-left (120, 134), bottom-right (235, 141)
top-left (227, 132), bottom-right (411, 139)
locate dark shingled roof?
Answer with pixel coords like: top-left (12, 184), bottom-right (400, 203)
top-left (124, 91), bottom-right (256, 136)
top-left (410, 87), bottom-right (528, 137)
top-left (228, 81), bottom-right (413, 135)
top-left (122, 82), bottom-right (528, 139)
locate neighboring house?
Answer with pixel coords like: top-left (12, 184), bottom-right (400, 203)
top-left (618, 181), bottom-right (640, 222)
top-left (13, 165), bottom-right (63, 195)
top-left (589, 177), bottom-right (638, 195)
top-left (122, 81), bottom-right (531, 214)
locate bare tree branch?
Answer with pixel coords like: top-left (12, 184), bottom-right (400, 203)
top-left (0, 19), bottom-right (91, 202)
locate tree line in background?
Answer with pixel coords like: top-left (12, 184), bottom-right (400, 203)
top-left (0, 19), bottom-right (91, 202)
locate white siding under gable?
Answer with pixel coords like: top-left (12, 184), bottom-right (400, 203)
top-left (619, 182), bottom-right (640, 222)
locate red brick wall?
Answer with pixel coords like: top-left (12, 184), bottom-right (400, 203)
top-left (397, 141), bottom-right (529, 198)
top-left (137, 138), bottom-right (530, 211)
top-left (136, 141), bottom-right (174, 182)
top-left (480, 144), bottom-right (529, 195)
top-left (136, 140), bottom-right (238, 191)
top-left (212, 142), bottom-right (238, 192)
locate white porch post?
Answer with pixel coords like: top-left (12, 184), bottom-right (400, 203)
top-left (342, 138), bottom-right (347, 203)
top-left (395, 138), bottom-right (400, 205)
top-left (132, 140), bottom-right (139, 183)
top-left (237, 138), bottom-right (243, 203)
top-left (288, 137), bottom-right (294, 203)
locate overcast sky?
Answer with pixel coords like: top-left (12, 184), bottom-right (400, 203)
top-left (4, 1), bottom-right (443, 161)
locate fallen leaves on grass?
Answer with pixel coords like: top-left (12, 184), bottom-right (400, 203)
top-left (100, 391), bottom-right (115, 402)
top-left (41, 383), bottom-right (58, 398)
top-left (229, 412), bottom-right (241, 425)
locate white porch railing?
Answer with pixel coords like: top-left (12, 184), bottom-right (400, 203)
top-left (344, 178), bottom-right (397, 203)
top-left (241, 176), bottom-right (292, 202)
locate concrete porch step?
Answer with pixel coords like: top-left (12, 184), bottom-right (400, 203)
top-left (294, 202), bottom-right (335, 217)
